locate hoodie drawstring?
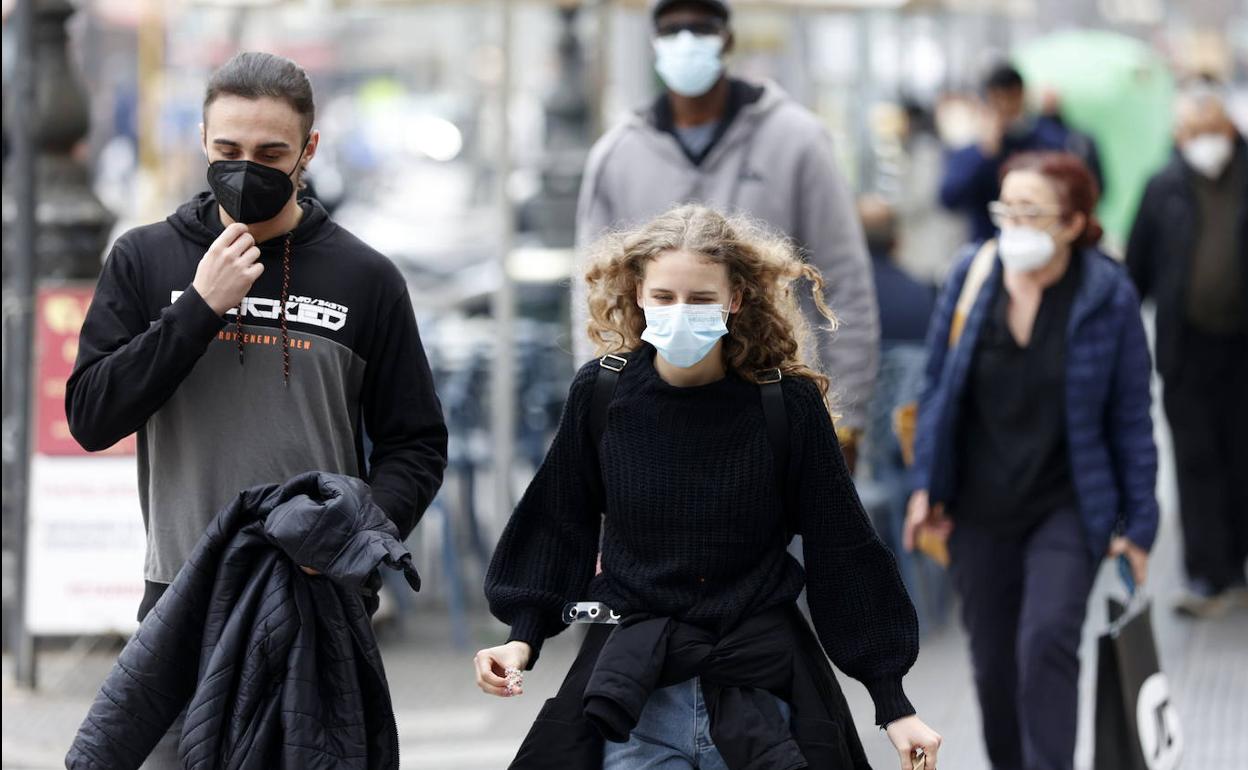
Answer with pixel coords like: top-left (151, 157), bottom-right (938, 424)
top-left (233, 231), bottom-right (294, 386)
top-left (280, 233), bottom-right (292, 386)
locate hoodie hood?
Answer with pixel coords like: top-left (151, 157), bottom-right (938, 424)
top-left (629, 78), bottom-right (788, 167)
top-left (637, 77), bottom-right (786, 129)
top-left (168, 190), bottom-right (337, 250)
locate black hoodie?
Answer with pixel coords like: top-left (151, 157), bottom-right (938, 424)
top-left (66, 192), bottom-right (448, 605)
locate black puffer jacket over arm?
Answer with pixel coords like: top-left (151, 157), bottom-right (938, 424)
top-left (66, 472), bottom-right (420, 770)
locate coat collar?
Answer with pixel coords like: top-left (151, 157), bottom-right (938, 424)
top-left (971, 246), bottom-right (1121, 340)
top-left (1067, 247), bottom-right (1122, 336)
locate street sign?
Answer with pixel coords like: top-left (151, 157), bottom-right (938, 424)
top-left (24, 286), bottom-right (144, 635)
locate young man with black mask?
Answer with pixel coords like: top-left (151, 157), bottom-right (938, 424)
top-left (67, 51), bottom-right (448, 768)
top-left (573, 0), bottom-right (879, 466)
top-left (68, 50), bottom-right (447, 633)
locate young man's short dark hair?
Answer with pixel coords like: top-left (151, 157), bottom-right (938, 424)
top-left (983, 63), bottom-right (1025, 94)
top-left (204, 51), bottom-right (316, 137)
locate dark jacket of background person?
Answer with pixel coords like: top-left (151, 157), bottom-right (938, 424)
top-left (1039, 114), bottom-right (1107, 200)
top-left (873, 250), bottom-right (938, 344)
top-left (507, 606), bottom-right (870, 770)
top-left (911, 245), bottom-right (1159, 559)
top-left (1125, 135), bottom-right (1248, 379)
top-left (940, 119), bottom-right (1070, 242)
top-left (573, 79), bottom-right (879, 430)
top-left (65, 473), bottom-right (419, 770)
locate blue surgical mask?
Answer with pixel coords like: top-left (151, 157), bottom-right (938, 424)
top-left (641, 303), bottom-right (729, 368)
top-left (653, 31), bottom-right (724, 98)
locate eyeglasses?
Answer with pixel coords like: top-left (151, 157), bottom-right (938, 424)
top-left (988, 201), bottom-right (1063, 229)
top-left (655, 20), bottom-right (725, 38)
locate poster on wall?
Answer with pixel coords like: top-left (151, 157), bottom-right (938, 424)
top-left (25, 285), bottom-right (145, 635)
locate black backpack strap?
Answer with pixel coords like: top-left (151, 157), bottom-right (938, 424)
top-left (585, 352), bottom-right (631, 508)
top-left (590, 353), bottom-right (629, 448)
top-left (756, 368), bottom-right (795, 538)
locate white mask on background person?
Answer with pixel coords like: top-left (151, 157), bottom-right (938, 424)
top-left (641, 303), bottom-right (728, 368)
top-left (653, 31), bottom-right (724, 98)
top-left (998, 225), bottom-right (1057, 273)
top-left (1181, 133), bottom-right (1234, 179)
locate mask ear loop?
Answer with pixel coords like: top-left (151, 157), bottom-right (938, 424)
top-left (287, 134), bottom-right (312, 181)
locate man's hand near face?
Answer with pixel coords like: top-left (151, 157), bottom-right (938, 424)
top-left (191, 222), bottom-right (264, 315)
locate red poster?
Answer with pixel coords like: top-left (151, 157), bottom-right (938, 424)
top-left (35, 286), bottom-right (136, 456)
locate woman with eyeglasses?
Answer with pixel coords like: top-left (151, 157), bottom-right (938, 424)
top-left (903, 151), bottom-right (1158, 770)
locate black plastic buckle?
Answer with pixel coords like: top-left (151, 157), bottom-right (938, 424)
top-left (756, 368), bottom-right (783, 384)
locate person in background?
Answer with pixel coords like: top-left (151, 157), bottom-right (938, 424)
top-left (858, 195), bottom-right (950, 633)
top-left (907, 152), bottom-right (1157, 770)
top-left (65, 52), bottom-right (449, 768)
top-left (895, 99), bottom-right (970, 287)
top-left (1037, 87), bottom-right (1106, 198)
top-left (1126, 85), bottom-right (1248, 618)
top-left (941, 64), bottom-right (1085, 243)
top-left (574, 0), bottom-right (878, 466)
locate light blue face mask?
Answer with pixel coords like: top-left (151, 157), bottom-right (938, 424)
top-left (652, 31), bottom-right (724, 98)
top-left (641, 303), bottom-right (729, 368)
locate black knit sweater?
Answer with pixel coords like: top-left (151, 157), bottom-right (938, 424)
top-left (485, 346), bottom-right (919, 726)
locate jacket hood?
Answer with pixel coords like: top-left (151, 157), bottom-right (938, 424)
top-left (167, 190), bottom-right (338, 250)
top-left (630, 77), bottom-right (787, 133)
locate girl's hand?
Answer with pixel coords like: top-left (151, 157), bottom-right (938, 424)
top-left (885, 715), bottom-right (943, 769)
top-left (474, 641), bottom-right (532, 698)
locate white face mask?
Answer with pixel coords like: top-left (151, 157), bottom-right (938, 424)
top-left (653, 31), bottom-right (724, 98)
top-left (640, 303), bottom-right (728, 368)
top-left (998, 225), bottom-right (1057, 273)
top-left (1181, 133), bottom-right (1234, 179)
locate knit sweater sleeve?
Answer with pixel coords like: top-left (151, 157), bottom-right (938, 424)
top-left (484, 362), bottom-right (604, 668)
top-left (787, 376), bottom-right (920, 726)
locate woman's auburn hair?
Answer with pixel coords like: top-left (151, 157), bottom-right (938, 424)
top-left (583, 204), bottom-right (837, 412)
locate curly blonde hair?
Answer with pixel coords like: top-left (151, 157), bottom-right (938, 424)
top-left (584, 204), bottom-right (837, 408)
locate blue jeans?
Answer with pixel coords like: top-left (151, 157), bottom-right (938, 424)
top-left (602, 677), bottom-right (792, 770)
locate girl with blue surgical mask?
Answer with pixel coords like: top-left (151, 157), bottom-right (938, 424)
top-left (478, 205), bottom-right (943, 770)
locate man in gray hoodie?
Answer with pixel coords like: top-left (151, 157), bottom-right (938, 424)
top-left (573, 0), bottom-right (879, 457)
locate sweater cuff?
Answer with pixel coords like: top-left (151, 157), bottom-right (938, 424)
top-left (864, 677), bottom-right (915, 727)
top-left (506, 608), bottom-right (548, 670)
top-left (170, 285), bottom-right (227, 343)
